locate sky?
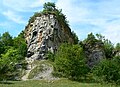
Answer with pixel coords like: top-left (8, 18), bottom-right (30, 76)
top-left (0, 0), bottom-right (120, 44)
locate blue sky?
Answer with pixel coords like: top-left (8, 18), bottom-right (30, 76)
top-left (0, 0), bottom-right (120, 44)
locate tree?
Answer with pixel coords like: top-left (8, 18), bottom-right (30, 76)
top-left (0, 32), bottom-right (13, 55)
top-left (1, 32), bottom-right (13, 46)
top-left (0, 38), bottom-right (4, 55)
top-left (92, 58), bottom-right (120, 83)
top-left (43, 2), bottom-right (69, 27)
top-left (54, 43), bottom-right (89, 81)
top-left (43, 2), bottom-right (56, 12)
top-left (104, 39), bottom-right (114, 58)
top-left (83, 33), bottom-right (97, 45)
top-left (96, 34), bottom-right (114, 58)
top-left (13, 31), bottom-right (27, 59)
top-left (0, 31), bottom-right (27, 80)
top-left (0, 47), bottom-right (18, 80)
top-left (115, 43), bottom-right (120, 51)
top-left (96, 33), bottom-right (105, 42)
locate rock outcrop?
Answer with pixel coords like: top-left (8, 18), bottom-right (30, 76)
top-left (83, 41), bottom-right (105, 68)
top-left (114, 50), bottom-right (120, 57)
top-left (24, 14), bottom-right (74, 64)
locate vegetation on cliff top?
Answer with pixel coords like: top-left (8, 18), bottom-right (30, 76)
top-left (28, 2), bottom-right (69, 27)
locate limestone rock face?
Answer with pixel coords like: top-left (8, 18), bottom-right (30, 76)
top-left (24, 14), bottom-right (73, 63)
top-left (114, 50), bottom-right (120, 57)
top-left (84, 42), bottom-right (105, 68)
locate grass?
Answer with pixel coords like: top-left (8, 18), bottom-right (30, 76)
top-left (0, 79), bottom-right (119, 87)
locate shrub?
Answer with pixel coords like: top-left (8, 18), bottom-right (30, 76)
top-left (54, 43), bottom-right (90, 81)
top-left (115, 43), bottom-right (120, 51)
top-left (0, 31), bottom-right (27, 80)
top-left (0, 48), bottom-right (18, 80)
top-left (92, 58), bottom-right (120, 83)
top-left (46, 51), bottom-right (55, 62)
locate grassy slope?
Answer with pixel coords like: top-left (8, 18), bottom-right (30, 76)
top-left (0, 79), bottom-right (118, 87)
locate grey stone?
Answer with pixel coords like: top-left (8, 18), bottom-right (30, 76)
top-left (84, 42), bottom-right (105, 68)
top-left (24, 14), bottom-right (74, 65)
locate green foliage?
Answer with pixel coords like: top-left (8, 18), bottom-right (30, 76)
top-left (96, 33), bottom-right (105, 42)
top-left (0, 47), bottom-right (18, 80)
top-left (96, 33), bottom-right (114, 59)
top-left (43, 2), bottom-right (56, 12)
top-left (80, 33), bottom-right (120, 83)
top-left (92, 58), bottom-right (120, 83)
top-left (43, 2), bottom-right (69, 27)
top-left (104, 40), bottom-right (114, 58)
top-left (1, 32), bottom-right (13, 46)
top-left (0, 40), bottom-right (4, 55)
top-left (71, 31), bottom-right (79, 44)
top-left (115, 43), bottom-right (120, 51)
top-left (0, 32), bottom-right (13, 55)
top-left (54, 43), bottom-right (89, 81)
top-left (29, 12), bottom-right (42, 23)
top-left (83, 33), bottom-right (98, 45)
top-left (1, 2), bottom-right (119, 84)
top-left (29, 2), bottom-right (56, 24)
top-left (29, 2), bottom-right (69, 29)
top-left (46, 51), bottom-right (55, 62)
top-left (0, 32), bottom-right (27, 80)
top-left (13, 32), bottom-right (27, 59)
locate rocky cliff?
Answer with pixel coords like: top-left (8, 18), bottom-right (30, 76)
top-left (24, 14), bottom-right (74, 64)
top-left (83, 41), bottom-right (105, 68)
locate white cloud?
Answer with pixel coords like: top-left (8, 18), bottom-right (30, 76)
top-left (102, 20), bottom-right (120, 44)
top-left (3, 0), bottom-right (52, 12)
top-left (56, 0), bottom-right (120, 44)
top-left (1, 0), bottom-right (55, 24)
top-left (83, 18), bottom-right (120, 44)
top-left (56, 0), bottom-right (90, 24)
top-left (2, 10), bottom-right (26, 24)
top-left (103, 29), bottom-right (120, 44)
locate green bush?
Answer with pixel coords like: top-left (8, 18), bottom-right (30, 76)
top-left (96, 33), bottom-right (114, 59)
top-left (46, 51), bottom-right (55, 62)
top-left (0, 31), bottom-right (27, 80)
top-left (115, 43), bottom-right (120, 52)
top-left (54, 43), bottom-right (90, 81)
top-left (92, 58), bottom-right (120, 83)
top-left (71, 31), bottom-right (79, 44)
top-left (0, 47), bottom-right (18, 80)
top-left (28, 12), bottom-right (42, 23)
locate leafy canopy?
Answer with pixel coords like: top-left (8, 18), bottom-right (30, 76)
top-left (54, 43), bottom-right (89, 81)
